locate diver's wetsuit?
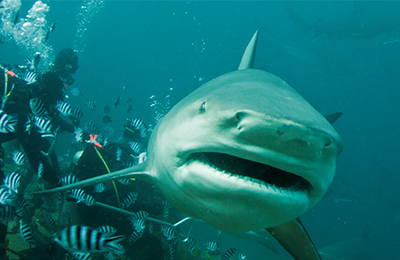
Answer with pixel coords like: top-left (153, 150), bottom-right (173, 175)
top-left (0, 68), bottom-right (76, 186)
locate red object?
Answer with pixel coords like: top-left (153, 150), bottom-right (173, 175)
top-left (6, 71), bottom-right (16, 77)
top-left (89, 134), bottom-right (102, 148)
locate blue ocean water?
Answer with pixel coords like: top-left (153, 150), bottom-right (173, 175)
top-left (1, 1), bottom-right (399, 259)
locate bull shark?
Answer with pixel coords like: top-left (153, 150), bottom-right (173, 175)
top-left (285, 2), bottom-right (400, 41)
top-left (31, 30), bottom-right (342, 259)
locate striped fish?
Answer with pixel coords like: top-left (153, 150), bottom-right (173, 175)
top-left (4, 172), bottom-right (20, 193)
top-left (127, 230), bottom-right (143, 244)
top-left (127, 219), bottom-right (145, 244)
top-left (24, 114), bottom-right (34, 135)
top-left (185, 237), bottom-right (196, 245)
top-left (116, 146), bottom-right (122, 162)
top-left (74, 127), bottom-right (83, 142)
top-left (121, 192), bottom-right (138, 209)
top-left (0, 205), bottom-right (22, 221)
top-left (82, 101), bottom-right (96, 110)
top-left (38, 162), bottom-right (43, 178)
top-left (168, 244), bottom-right (175, 260)
top-left (186, 243), bottom-right (198, 257)
top-left (56, 100), bottom-right (74, 116)
top-left (12, 194), bottom-right (32, 210)
top-left (131, 211), bottom-right (148, 221)
top-left (98, 226), bottom-right (117, 237)
top-left (115, 136), bottom-right (123, 144)
top-left (222, 248), bottom-right (236, 260)
top-left (60, 175), bottom-right (78, 186)
top-left (70, 88), bottom-right (81, 97)
top-left (12, 150), bottom-right (25, 166)
top-left (19, 220), bottom-right (34, 246)
top-left (117, 178), bottom-right (131, 185)
top-left (70, 252), bottom-right (91, 260)
top-left (187, 246), bottom-right (198, 257)
top-left (238, 253), bottom-right (246, 260)
top-left (127, 118), bottom-right (144, 130)
top-left (70, 141), bottom-right (87, 151)
top-left (73, 108), bottom-right (83, 118)
top-left (128, 141), bottom-right (141, 154)
top-left (0, 110), bottom-right (17, 133)
top-left (127, 118), bottom-right (148, 138)
top-left (34, 116), bottom-right (53, 134)
top-left (93, 183), bottom-right (105, 194)
top-left (23, 71), bottom-right (36, 84)
top-left (132, 219), bottom-right (145, 233)
top-left (84, 120), bottom-right (100, 135)
top-left (140, 126), bottom-right (147, 138)
top-left (0, 187), bottom-right (15, 205)
top-left (205, 241), bottom-right (219, 256)
top-left (68, 189), bottom-right (86, 204)
top-left (55, 225), bottom-right (125, 253)
top-left (30, 98), bottom-right (48, 118)
top-left (162, 200), bottom-right (172, 221)
top-left (46, 214), bottom-right (56, 228)
top-left (85, 195), bottom-right (96, 206)
top-left (161, 226), bottom-right (177, 244)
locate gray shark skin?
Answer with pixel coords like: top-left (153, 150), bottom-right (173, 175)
top-left (31, 30), bottom-right (342, 259)
top-left (285, 2), bottom-right (400, 40)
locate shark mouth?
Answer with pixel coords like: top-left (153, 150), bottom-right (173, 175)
top-left (188, 152), bottom-right (310, 192)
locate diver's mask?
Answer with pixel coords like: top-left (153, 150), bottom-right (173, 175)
top-left (60, 75), bottom-right (75, 85)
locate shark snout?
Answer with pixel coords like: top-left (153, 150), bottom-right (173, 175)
top-left (229, 110), bottom-right (340, 161)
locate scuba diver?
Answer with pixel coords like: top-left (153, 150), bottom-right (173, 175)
top-left (0, 48), bottom-right (80, 187)
top-left (53, 48), bottom-right (79, 86)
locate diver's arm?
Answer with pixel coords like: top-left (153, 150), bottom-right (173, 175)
top-left (51, 115), bottom-right (75, 133)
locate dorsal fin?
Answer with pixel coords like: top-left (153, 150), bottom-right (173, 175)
top-left (324, 112), bottom-right (343, 124)
top-left (238, 29), bottom-right (259, 70)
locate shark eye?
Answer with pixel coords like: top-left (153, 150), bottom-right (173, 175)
top-left (199, 101), bottom-right (206, 113)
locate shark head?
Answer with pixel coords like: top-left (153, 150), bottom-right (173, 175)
top-left (148, 68), bottom-right (342, 232)
top-left (30, 30), bottom-right (342, 238)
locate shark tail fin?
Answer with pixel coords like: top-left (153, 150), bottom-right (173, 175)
top-left (238, 29), bottom-right (259, 70)
top-left (284, 2), bottom-right (311, 36)
top-left (29, 161), bottom-right (151, 196)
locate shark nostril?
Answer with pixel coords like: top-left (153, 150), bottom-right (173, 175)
top-left (323, 139), bottom-right (333, 149)
top-left (236, 113), bottom-right (241, 121)
top-left (235, 111), bottom-right (246, 122)
top-left (236, 114), bottom-right (240, 123)
top-left (235, 112), bottom-right (245, 130)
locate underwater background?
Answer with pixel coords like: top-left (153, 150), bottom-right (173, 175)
top-left (1, 1), bottom-right (400, 259)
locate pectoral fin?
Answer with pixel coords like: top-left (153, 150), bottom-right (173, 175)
top-left (266, 218), bottom-right (321, 260)
top-left (29, 161), bottom-right (152, 195)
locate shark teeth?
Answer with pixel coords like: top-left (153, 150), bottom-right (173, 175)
top-left (187, 152), bottom-right (310, 194)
